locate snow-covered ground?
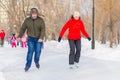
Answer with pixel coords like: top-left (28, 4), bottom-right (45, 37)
top-left (0, 38), bottom-right (120, 80)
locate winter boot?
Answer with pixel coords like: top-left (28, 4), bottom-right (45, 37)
top-left (24, 67), bottom-right (29, 72)
top-left (75, 62), bottom-right (79, 68)
top-left (35, 63), bottom-right (40, 69)
top-left (69, 64), bottom-right (74, 69)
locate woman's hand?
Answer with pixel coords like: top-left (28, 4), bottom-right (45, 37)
top-left (87, 37), bottom-right (91, 41)
top-left (58, 37), bottom-right (62, 42)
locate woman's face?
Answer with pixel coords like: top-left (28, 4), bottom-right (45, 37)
top-left (73, 11), bottom-right (80, 20)
top-left (73, 15), bottom-right (79, 20)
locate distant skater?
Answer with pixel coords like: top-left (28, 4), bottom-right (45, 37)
top-left (0, 30), bottom-right (5, 47)
top-left (11, 34), bottom-right (17, 48)
top-left (21, 35), bottom-right (27, 48)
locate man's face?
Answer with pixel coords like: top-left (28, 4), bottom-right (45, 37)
top-left (32, 13), bottom-right (37, 19)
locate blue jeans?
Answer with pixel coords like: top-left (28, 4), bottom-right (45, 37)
top-left (26, 36), bottom-right (43, 68)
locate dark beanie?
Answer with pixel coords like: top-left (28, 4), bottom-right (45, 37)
top-left (30, 8), bottom-right (38, 15)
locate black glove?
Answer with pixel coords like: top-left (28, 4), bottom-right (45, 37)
top-left (88, 37), bottom-right (91, 41)
top-left (58, 37), bottom-right (62, 42)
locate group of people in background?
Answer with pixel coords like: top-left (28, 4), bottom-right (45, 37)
top-left (0, 30), bottom-right (5, 47)
top-left (0, 30), bottom-right (28, 48)
top-left (7, 33), bottom-right (28, 48)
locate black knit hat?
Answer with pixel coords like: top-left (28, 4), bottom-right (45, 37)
top-left (30, 8), bottom-right (38, 15)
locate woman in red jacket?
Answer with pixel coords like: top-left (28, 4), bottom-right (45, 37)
top-left (58, 11), bottom-right (91, 69)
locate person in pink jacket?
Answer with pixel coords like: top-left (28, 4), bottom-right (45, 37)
top-left (21, 35), bottom-right (27, 48)
top-left (11, 33), bottom-right (17, 48)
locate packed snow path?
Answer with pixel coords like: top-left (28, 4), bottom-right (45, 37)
top-left (0, 39), bottom-right (120, 80)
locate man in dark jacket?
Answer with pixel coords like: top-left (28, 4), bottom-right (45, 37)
top-left (18, 8), bottom-right (45, 72)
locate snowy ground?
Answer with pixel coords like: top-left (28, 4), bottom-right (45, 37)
top-left (0, 38), bottom-right (120, 80)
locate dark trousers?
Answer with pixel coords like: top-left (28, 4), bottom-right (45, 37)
top-left (26, 36), bottom-right (43, 68)
top-left (0, 38), bottom-right (4, 46)
top-left (68, 39), bottom-right (81, 65)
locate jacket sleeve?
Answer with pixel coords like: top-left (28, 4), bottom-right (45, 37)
top-left (59, 20), bottom-right (70, 38)
top-left (80, 20), bottom-right (89, 38)
top-left (18, 20), bottom-right (27, 38)
top-left (39, 19), bottom-right (45, 40)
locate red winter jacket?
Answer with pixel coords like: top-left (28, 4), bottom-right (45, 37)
top-left (59, 18), bottom-right (89, 40)
top-left (0, 31), bottom-right (5, 39)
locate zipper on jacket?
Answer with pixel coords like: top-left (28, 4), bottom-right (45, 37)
top-left (33, 19), bottom-right (36, 37)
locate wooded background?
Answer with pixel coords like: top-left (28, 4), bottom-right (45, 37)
top-left (0, 0), bottom-right (120, 47)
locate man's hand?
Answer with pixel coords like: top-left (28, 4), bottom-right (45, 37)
top-left (38, 39), bottom-right (43, 42)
